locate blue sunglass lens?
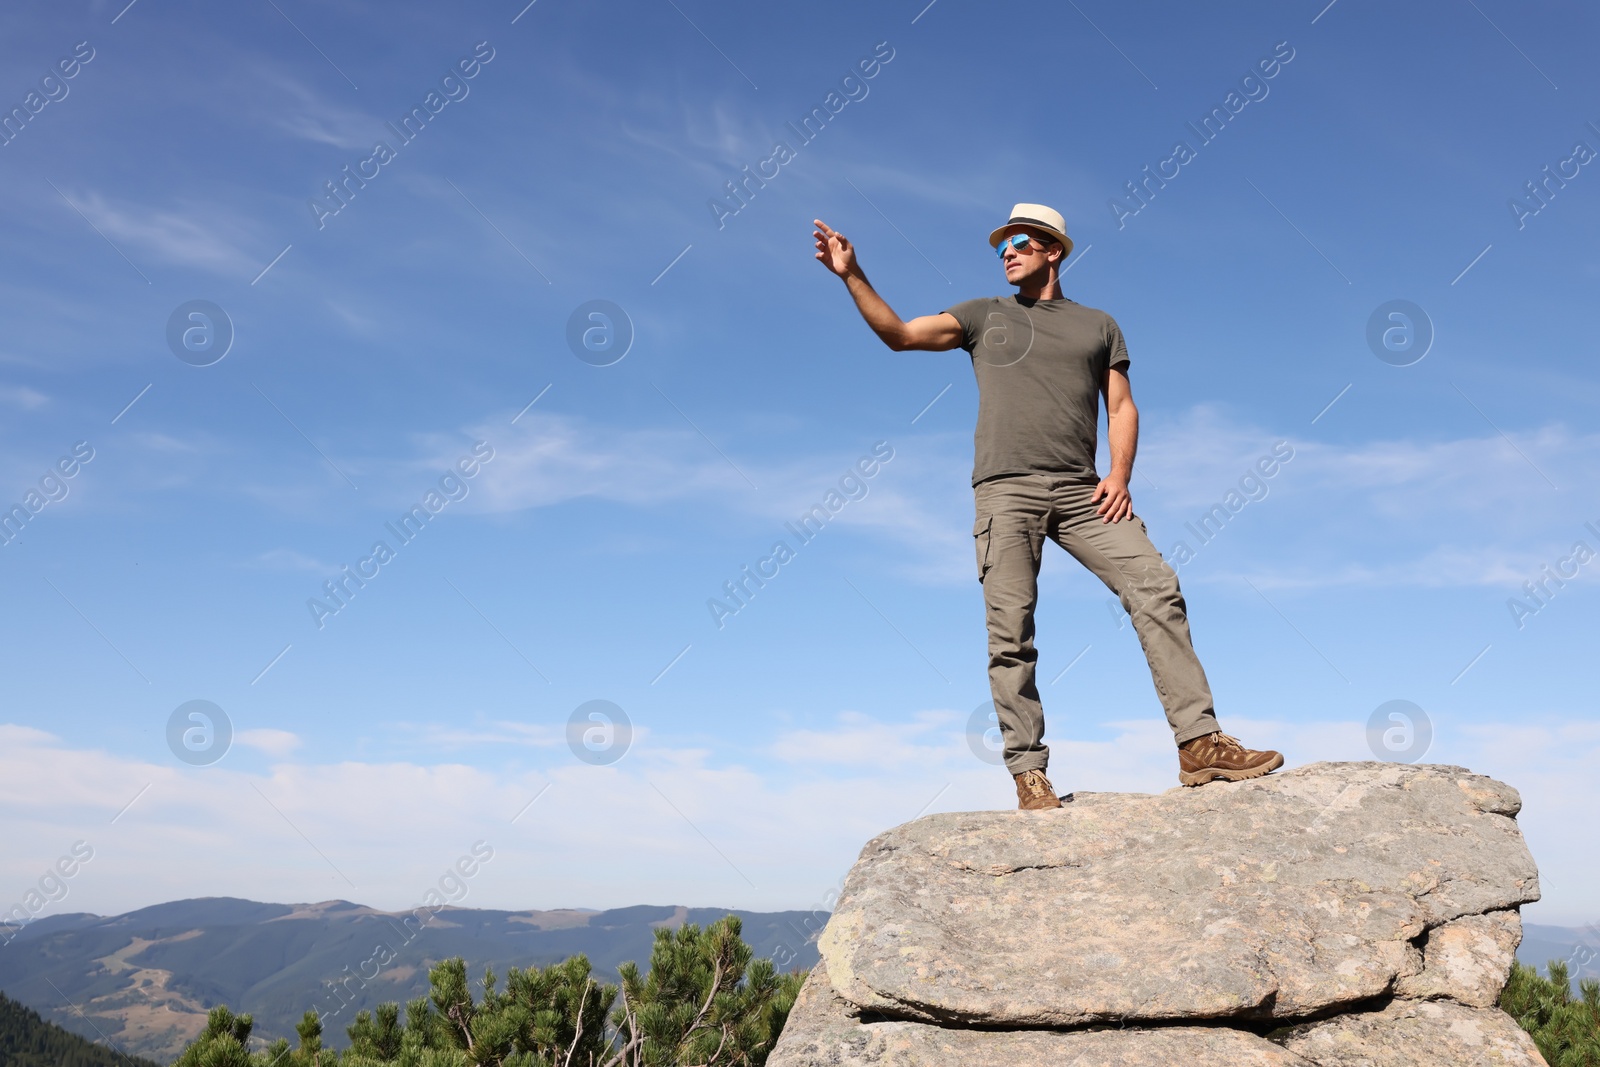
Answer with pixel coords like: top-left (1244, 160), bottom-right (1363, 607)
top-left (996, 234), bottom-right (1031, 257)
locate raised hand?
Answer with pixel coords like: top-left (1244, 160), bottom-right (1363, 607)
top-left (813, 219), bottom-right (858, 278)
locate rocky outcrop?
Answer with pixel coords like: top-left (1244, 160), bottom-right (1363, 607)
top-left (1279, 997), bottom-right (1550, 1066)
top-left (777, 959), bottom-right (1319, 1066)
top-left (772, 762), bottom-right (1548, 1067)
top-left (1393, 910), bottom-right (1524, 1007)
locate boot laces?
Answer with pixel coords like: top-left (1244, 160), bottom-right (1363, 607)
top-left (1019, 770), bottom-right (1052, 798)
top-left (1212, 731), bottom-right (1246, 752)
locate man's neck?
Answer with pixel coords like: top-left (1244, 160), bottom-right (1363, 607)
top-left (1014, 269), bottom-right (1063, 301)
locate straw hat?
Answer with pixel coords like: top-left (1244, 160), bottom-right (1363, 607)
top-left (988, 203), bottom-right (1073, 257)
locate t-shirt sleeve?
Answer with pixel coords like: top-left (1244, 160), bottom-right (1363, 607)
top-left (941, 298), bottom-right (991, 353)
top-left (1104, 315), bottom-right (1131, 370)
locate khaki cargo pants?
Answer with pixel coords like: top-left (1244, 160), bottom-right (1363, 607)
top-left (973, 474), bottom-right (1220, 775)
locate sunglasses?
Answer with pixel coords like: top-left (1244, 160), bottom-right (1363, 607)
top-left (995, 232), bottom-right (1055, 257)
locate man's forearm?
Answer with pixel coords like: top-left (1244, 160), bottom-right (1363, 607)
top-left (840, 269), bottom-right (910, 349)
top-left (1108, 406), bottom-right (1138, 481)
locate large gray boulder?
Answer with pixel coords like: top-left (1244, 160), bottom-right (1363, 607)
top-left (819, 762), bottom-right (1537, 1026)
top-left (775, 960), bottom-right (1320, 1066)
top-left (774, 762), bottom-right (1545, 1067)
top-left (1278, 997), bottom-right (1546, 1066)
top-left (774, 962), bottom-right (1546, 1067)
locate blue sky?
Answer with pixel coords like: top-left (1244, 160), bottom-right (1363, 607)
top-left (2, 0), bottom-right (1598, 928)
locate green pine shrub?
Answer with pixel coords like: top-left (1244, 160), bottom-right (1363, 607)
top-left (1500, 959), bottom-right (1600, 1066)
top-left (167, 917), bottom-right (805, 1067)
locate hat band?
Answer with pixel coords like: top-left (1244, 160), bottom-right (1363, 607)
top-left (1008, 216), bottom-right (1060, 233)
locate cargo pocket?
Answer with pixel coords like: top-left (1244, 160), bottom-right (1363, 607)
top-left (973, 515), bottom-right (993, 582)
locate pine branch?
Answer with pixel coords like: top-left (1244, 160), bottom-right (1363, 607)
top-left (681, 958), bottom-right (725, 1052)
top-left (559, 979), bottom-right (590, 1067)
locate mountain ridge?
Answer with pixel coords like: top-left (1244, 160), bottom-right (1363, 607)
top-left (0, 896), bottom-right (824, 1063)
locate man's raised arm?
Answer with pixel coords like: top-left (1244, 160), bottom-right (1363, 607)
top-left (813, 219), bottom-right (963, 352)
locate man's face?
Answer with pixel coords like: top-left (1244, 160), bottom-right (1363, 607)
top-left (997, 226), bottom-right (1059, 286)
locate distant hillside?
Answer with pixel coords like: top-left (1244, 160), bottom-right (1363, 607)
top-left (1519, 922), bottom-right (1600, 992)
top-left (0, 898), bottom-right (824, 1064)
top-left (0, 990), bottom-right (163, 1067)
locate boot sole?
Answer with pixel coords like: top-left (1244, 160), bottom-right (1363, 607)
top-left (1178, 752), bottom-right (1284, 787)
top-left (1016, 792), bottom-right (1072, 811)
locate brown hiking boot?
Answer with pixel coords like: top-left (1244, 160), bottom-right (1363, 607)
top-left (1178, 731), bottom-right (1284, 787)
top-left (1014, 769), bottom-right (1063, 810)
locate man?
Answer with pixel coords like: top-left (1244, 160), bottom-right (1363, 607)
top-left (813, 203), bottom-right (1284, 810)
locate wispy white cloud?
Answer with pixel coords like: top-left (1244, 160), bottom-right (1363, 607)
top-left (619, 96), bottom-right (761, 177)
top-left (26, 397), bottom-right (1598, 602)
top-left (456, 413), bottom-right (746, 510)
top-left (392, 719), bottom-right (567, 751)
top-left (0, 724), bottom-right (58, 746)
top-left (246, 548), bottom-right (335, 573)
top-left (62, 189), bottom-right (265, 277)
top-left (1203, 544), bottom-right (1576, 592)
top-left (236, 728), bottom-right (304, 758)
top-left (130, 431), bottom-right (205, 455)
top-left (0, 385), bottom-right (48, 409)
top-left (322, 299), bottom-right (385, 338)
top-left (246, 65), bottom-right (381, 151)
top-left (768, 709), bottom-right (956, 769)
top-left (1, 710), bottom-right (1593, 920)
top-left (1119, 407), bottom-right (1600, 594)
top-left (330, 405), bottom-right (1600, 599)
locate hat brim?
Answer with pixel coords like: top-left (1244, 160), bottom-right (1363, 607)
top-left (989, 222), bottom-right (1074, 259)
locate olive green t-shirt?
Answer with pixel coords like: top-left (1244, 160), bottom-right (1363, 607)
top-left (942, 295), bottom-right (1130, 487)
